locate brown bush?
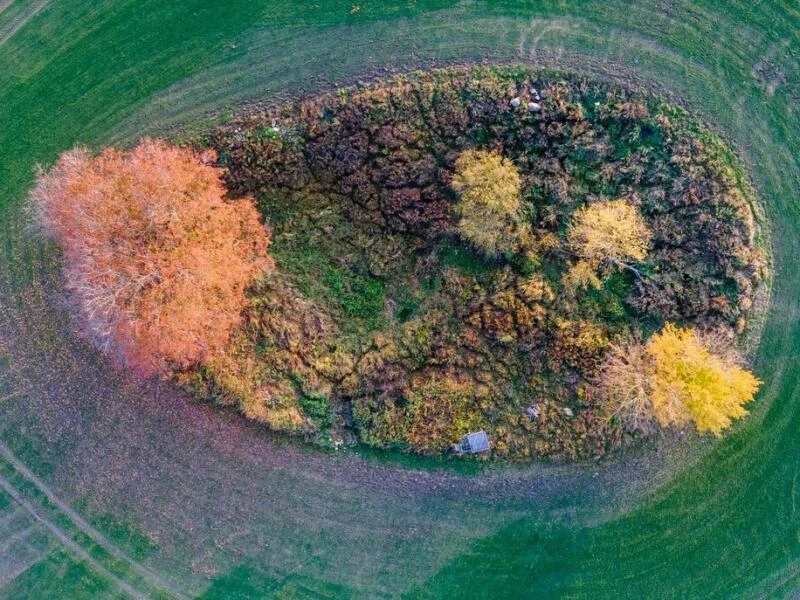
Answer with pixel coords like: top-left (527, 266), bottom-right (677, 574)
top-left (592, 338), bottom-right (656, 435)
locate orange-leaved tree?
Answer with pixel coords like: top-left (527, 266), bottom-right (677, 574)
top-left (31, 138), bottom-right (273, 376)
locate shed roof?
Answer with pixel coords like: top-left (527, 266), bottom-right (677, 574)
top-left (463, 431), bottom-right (490, 453)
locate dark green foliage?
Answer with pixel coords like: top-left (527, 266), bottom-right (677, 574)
top-left (267, 207), bottom-right (386, 333)
top-left (299, 390), bottom-right (332, 427)
top-left (436, 242), bottom-right (494, 276)
top-left (395, 298), bottom-right (420, 322)
top-left (585, 272), bottom-right (636, 324)
top-left (326, 271), bottom-right (385, 323)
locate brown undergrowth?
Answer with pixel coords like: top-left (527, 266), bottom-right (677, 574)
top-left (183, 65), bottom-right (768, 460)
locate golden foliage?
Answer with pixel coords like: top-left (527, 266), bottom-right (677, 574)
top-left (518, 274), bottom-right (555, 303)
top-left (533, 231), bottom-right (562, 254)
top-left (194, 273), bottom-right (336, 432)
top-left (451, 149), bottom-right (522, 257)
top-left (647, 323), bottom-right (761, 436)
top-left (561, 260), bottom-right (603, 293)
top-left (568, 199), bottom-right (651, 269)
top-left (194, 339), bottom-right (306, 431)
top-left (551, 319), bottom-right (609, 370)
top-left (31, 138), bottom-right (273, 376)
top-left (595, 324), bottom-right (760, 436)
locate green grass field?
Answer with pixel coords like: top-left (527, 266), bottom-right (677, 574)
top-left (0, 1), bottom-right (799, 598)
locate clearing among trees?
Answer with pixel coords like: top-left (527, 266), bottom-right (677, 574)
top-left (33, 66), bottom-right (770, 461)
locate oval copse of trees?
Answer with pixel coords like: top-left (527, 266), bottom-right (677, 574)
top-left (29, 66), bottom-right (770, 461)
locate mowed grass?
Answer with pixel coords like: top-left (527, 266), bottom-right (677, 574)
top-left (0, 551), bottom-right (126, 600)
top-left (0, 0), bottom-right (799, 598)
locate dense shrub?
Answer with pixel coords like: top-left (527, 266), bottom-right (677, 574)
top-left (647, 324), bottom-right (760, 436)
top-left (592, 338), bottom-right (656, 435)
top-left (550, 319), bottom-right (610, 371)
top-left (200, 67), bottom-right (767, 459)
top-left (594, 324), bottom-right (760, 436)
top-left (451, 149), bottom-right (523, 257)
top-left (567, 198), bottom-right (651, 275)
top-left (184, 272), bottom-right (338, 435)
top-left (31, 138), bottom-right (273, 376)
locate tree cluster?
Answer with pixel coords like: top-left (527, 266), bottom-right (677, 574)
top-left (205, 67), bottom-right (767, 458)
top-left (594, 324), bottom-right (760, 436)
top-left (32, 68), bottom-right (767, 460)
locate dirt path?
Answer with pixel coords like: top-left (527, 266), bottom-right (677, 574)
top-left (0, 276), bottom-right (689, 595)
top-left (0, 441), bottom-right (189, 600)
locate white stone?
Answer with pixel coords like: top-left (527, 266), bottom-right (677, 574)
top-left (528, 102), bottom-right (542, 112)
top-left (510, 97), bottom-right (521, 108)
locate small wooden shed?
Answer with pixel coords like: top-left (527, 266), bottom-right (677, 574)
top-left (454, 431), bottom-right (490, 455)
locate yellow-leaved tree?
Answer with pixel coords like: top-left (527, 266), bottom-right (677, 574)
top-left (646, 323), bottom-right (761, 436)
top-left (594, 324), bottom-right (760, 436)
top-left (451, 149), bottom-right (523, 258)
top-left (566, 198), bottom-right (651, 287)
top-left (561, 259), bottom-right (602, 293)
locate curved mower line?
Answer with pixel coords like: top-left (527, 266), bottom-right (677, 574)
top-left (0, 1), bottom-right (798, 597)
top-left (0, 0), bottom-right (49, 49)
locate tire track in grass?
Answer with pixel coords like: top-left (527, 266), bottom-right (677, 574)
top-left (0, 472), bottom-right (146, 600)
top-left (0, 441), bottom-right (188, 600)
top-left (0, 0), bottom-right (49, 49)
top-left (0, 506), bottom-right (51, 588)
top-left (0, 553), bottom-right (47, 590)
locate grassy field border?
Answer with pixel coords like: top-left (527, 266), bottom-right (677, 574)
top-left (0, 1), bottom-right (798, 598)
